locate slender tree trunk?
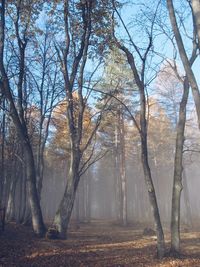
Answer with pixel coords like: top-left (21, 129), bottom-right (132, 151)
top-left (138, 82), bottom-right (165, 258)
top-left (191, 0), bottom-right (200, 48)
top-left (18, 162), bottom-right (27, 223)
top-left (114, 39), bottom-right (165, 258)
top-left (6, 150), bottom-right (18, 221)
top-left (36, 154), bottom-right (44, 201)
top-left (74, 186), bottom-right (80, 223)
top-left (114, 117), bottom-right (121, 222)
top-left (119, 110), bottom-right (127, 226)
top-left (53, 150), bottom-right (80, 239)
top-left (171, 78), bottom-right (189, 255)
top-left (0, 0), bottom-right (45, 236)
top-left (6, 179), bottom-right (17, 221)
top-left (141, 136), bottom-right (165, 258)
top-left (182, 169), bottom-right (193, 228)
top-left (0, 100), bottom-right (5, 208)
top-left (84, 170), bottom-right (91, 222)
top-left (167, 0), bottom-right (200, 129)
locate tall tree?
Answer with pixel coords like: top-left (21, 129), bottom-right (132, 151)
top-left (49, 0), bottom-right (113, 239)
top-left (167, 0), bottom-right (200, 129)
top-left (99, 49), bottom-right (134, 225)
top-left (169, 45), bottom-right (198, 256)
top-left (0, 0), bottom-right (45, 236)
top-left (111, 0), bottom-right (165, 258)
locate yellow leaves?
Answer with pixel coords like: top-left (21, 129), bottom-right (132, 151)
top-left (50, 94), bottom-right (93, 155)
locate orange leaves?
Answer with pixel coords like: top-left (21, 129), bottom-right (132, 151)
top-left (50, 94), bottom-right (93, 156)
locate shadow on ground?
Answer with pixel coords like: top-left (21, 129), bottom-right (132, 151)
top-left (1, 221), bottom-right (200, 266)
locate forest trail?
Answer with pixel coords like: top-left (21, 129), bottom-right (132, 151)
top-left (1, 221), bottom-right (200, 266)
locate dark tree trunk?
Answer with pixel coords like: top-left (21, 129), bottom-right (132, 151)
top-left (0, 98), bottom-right (5, 208)
top-left (114, 39), bottom-right (165, 258)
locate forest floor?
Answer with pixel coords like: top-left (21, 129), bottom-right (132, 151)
top-left (1, 221), bottom-right (200, 266)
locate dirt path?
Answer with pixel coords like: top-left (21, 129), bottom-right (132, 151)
top-left (1, 221), bottom-right (200, 266)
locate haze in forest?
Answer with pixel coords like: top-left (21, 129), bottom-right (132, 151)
top-left (1, 0), bottom-right (200, 261)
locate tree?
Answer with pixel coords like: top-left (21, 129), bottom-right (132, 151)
top-left (0, 0), bottom-right (45, 236)
top-left (191, 0), bottom-right (200, 50)
top-left (98, 49), bottom-right (136, 225)
top-left (48, 0), bottom-right (114, 239)
top-left (168, 47), bottom-right (197, 256)
top-left (111, 0), bottom-right (166, 258)
top-left (167, 0), bottom-right (200, 129)
top-left (27, 26), bottom-right (64, 200)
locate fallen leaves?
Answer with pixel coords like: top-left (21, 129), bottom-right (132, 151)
top-left (1, 221), bottom-right (200, 266)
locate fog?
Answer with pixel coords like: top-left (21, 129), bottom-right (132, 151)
top-left (40, 136), bottom-right (200, 229)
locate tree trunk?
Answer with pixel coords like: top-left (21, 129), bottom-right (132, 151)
top-left (114, 39), bottom-right (165, 258)
top-left (0, 0), bottom-right (45, 236)
top-left (114, 118), bottom-right (121, 222)
top-left (75, 186), bottom-right (80, 223)
top-left (18, 163), bottom-right (27, 223)
top-left (24, 143), bottom-right (46, 236)
top-left (6, 179), bottom-right (16, 221)
top-left (0, 99), bottom-right (5, 208)
top-left (141, 137), bottom-right (165, 258)
top-left (85, 170), bottom-right (91, 222)
top-left (139, 81), bottom-right (165, 258)
top-left (182, 169), bottom-right (193, 228)
top-left (191, 0), bottom-right (200, 49)
top-left (167, 0), bottom-right (200, 129)
top-left (170, 78), bottom-right (189, 255)
top-left (53, 150), bottom-right (80, 239)
top-left (36, 155), bottom-right (44, 201)
top-left (119, 110), bottom-right (127, 226)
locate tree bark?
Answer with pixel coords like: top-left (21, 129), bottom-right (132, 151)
top-left (171, 78), bottom-right (189, 254)
top-left (53, 150), bottom-right (80, 239)
top-left (114, 39), bottom-right (165, 258)
top-left (114, 116), bottom-right (121, 221)
top-left (119, 110), bottom-right (127, 226)
top-left (6, 179), bottom-right (16, 221)
top-left (167, 0), bottom-right (200, 129)
top-left (24, 143), bottom-right (46, 235)
top-left (0, 99), bottom-right (5, 208)
top-left (182, 169), bottom-right (193, 228)
top-left (191, 0), bottom-right (200, 48)
top-left (140, 128), bottom-right (165, 258)
top-left (0, 0), bottom-right (45, 236)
